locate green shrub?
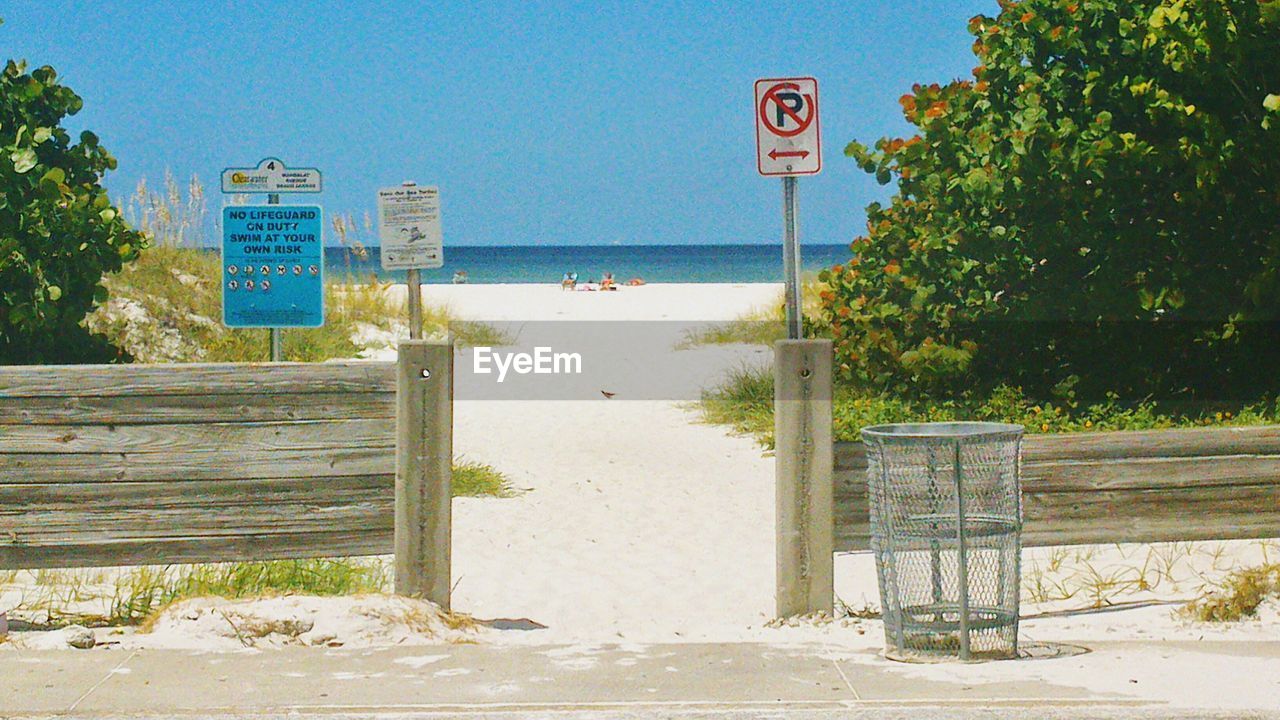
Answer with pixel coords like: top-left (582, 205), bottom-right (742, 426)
top-left (0, 55), bottom-right (143, 363)
top-left (700, 365), bottom-right (1280, 448)
top-left (823, 0), bottom-right (1280, 403)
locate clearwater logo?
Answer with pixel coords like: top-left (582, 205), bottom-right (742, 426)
top-left (229, 172), bottom-right (268, 185)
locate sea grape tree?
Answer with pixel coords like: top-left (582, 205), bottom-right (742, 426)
top-left (823, 0), bottom-right (1280, 401)
top-left (0, 47), bottom-right (143, 363)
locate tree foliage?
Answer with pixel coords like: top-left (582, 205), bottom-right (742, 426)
top-left (0, 49), bottom-right (143, 363)
top-left (822, 0), bottom-right (1280, 402)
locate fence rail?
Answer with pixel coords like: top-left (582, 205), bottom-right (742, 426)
top-left (773, 340), bottom-right (1280, 616)
top-left (834, 425), bottom-right (1280, 551)
top-left (0, 351), bottom-right (450, 604)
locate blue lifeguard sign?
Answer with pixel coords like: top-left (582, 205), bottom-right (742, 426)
top-left (221, 205), bottom-right (324, 328)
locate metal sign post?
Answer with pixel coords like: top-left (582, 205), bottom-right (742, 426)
top-left (758, 78), bottom-right (832, 618)
top-left (267, 192), bottom-right (283, 360)
top-left (377, 182), bottom-right (444, 341)
top-left (755, 77), bottom-right (821, 339)
top-left (781, 176), bottom-right (802, 339)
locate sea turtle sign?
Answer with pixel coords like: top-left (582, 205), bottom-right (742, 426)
top-left (377, 185), bottom-right (443, 270)
top-left (754, 77), bottom-right (821, 176)
top-left (221, 157), bottom-right (322, 194)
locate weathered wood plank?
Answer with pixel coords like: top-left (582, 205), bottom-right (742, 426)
top-left (0, 361), bottom-right (396, 398)
top-left (0, 530), bottom-right (392, 570)
top-left (1022, 484), bottom-right (1280, 545)
top-left (836, 425), bottom-right (1280, 469)
top-left (0, 473), bottom-right (389, 514)
top-left (839, 454), bottom-right (1280, 497)
top-left (0, 360), bottom-right (438, 571)
top-left (0, 418), bottom-right (396, 454)
top-left (1023, 455), bottom-right (1280, 492)
top-left (0, 476), bottom-right (392, 547)
top-left (835, 482), bottom-right (1280, 550)
top-left (835, 425), bottom-right (1280, 552)
top-left (2, 500), bottom-right (391, 544)
top-left (0, 447), bottom-right (393, 484)
top-left (0, 392), bottom-right (396, 425)
top-left (835, 472), bottom-right (1280, 551)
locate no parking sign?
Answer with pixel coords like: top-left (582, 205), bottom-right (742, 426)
top-left (754, 77), bottom-right (822, 176)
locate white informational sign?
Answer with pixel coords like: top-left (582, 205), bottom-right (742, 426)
top-left (377, 185), bottom-right (443, 270)
top-left (754, 77), bottom-right (822, 176)
top-left (221, 157), bottom-right (322, 194)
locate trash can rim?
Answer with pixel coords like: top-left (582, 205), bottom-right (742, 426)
top-left (861, 421), bottom-right (1024, 440)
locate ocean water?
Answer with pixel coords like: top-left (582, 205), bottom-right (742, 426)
top-left (321, 244), bottom-right (852, 284)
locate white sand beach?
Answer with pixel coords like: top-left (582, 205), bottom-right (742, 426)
top-left (5, 281), bottom-right (1280, 708)
top-left (395, 281), bottom-right (786, 322)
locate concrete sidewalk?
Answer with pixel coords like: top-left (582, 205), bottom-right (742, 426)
top-left (3, 641), bottom-right (1278, 719)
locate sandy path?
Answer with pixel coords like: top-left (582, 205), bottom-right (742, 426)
top-left (452, 400), bottom-right (776, 643)
top-left (428, 283), bottom-right (783, 642)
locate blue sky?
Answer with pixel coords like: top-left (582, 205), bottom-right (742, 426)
top-left (6, 1), bottom-right (991, 246)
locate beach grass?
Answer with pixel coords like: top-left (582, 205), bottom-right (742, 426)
top-left (95, 174), bottom-right (509, 363)
top-left (1184, 562), bottom-right (1280, 622)
top-left (699, 364), bottom-right (778, 445)
top-left (453, 459), bottom-right (520, 498)
top-left (9, 558), bottom-right (391, 628)
top-left (699, 364), bottom-right (1280, 449)
top-left (677, 274), bottom-right (827, 348)
top-left (87, 245), bottom-right (504, 364)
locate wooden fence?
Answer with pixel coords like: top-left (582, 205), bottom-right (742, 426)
top-left (834, 425), bottom-right (1280, 551)
top-left (772, 340), bottom-right (1280, 615)
top-left (0, 341), bottom-right (452, 607)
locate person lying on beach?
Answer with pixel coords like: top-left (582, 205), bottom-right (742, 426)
top-left (626, 277), bottom-right (645, 286)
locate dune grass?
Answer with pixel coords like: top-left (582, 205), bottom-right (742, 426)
top-left (1184, 562), bottom-right (1280, 622)
top-left (92, 174), bottom-right (509, 363)
top-left (8, 559), bottom-right (390, 628)
top-left (701, 363), bottom-right (1280, 449)
top-left (87, 245), bottom-right (505, 364)
top-left (677, 274), bottom-right (827, 348)
top-left (453, 459), bottom-right (519, 498)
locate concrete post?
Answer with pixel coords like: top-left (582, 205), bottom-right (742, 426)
top-left (775, 339), bottom-right (834, 617)
top-left (395, 339), bottom-right (453, 609)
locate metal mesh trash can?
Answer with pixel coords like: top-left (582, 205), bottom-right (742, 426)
top-left (862, 422), bottom-right (1023, 662)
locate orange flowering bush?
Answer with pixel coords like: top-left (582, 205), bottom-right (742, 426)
top-left (821, 0), bottom-right (1280, 402)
